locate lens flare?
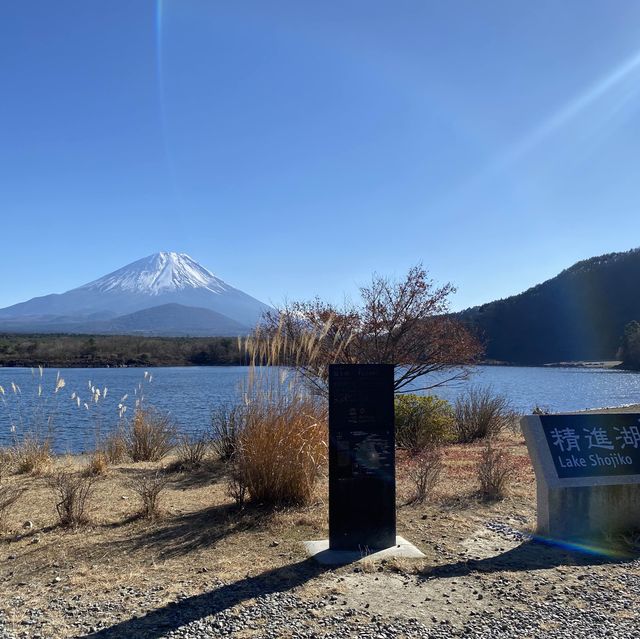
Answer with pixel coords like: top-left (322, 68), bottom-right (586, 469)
top-left (531, 532), bottom-right (634, 560)
top-left (496, 48), bottom-right (640, 172)
top-left (155, 0), bottom-right (179, 198)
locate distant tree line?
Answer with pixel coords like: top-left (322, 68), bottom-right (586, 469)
top-left (0, 334), bottom-right (246, 368)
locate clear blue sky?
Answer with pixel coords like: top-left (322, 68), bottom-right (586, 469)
top-left (2, 1), bottom-right (640, 311)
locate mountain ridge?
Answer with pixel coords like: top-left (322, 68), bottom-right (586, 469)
top-left (82, 303), bottom-right (249, 337)
top-left (459, 248), bottom-right (640, 364)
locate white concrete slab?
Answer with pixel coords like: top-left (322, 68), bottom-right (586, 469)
top-left (303, 536), bottom-right (425, 565)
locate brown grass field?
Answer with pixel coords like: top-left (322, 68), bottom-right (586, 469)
top-left (0, 430), bottom-right (638, 637)
top-left (0, 434), bottom-right (535, 634)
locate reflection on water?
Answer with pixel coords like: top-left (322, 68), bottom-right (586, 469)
top-left (1, 365), bottom-right (640, 453)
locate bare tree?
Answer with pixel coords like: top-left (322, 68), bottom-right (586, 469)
top-left (250, 264), bottom-right (482, 395)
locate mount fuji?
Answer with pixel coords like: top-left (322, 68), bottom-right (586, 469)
top-left (0, 252), bottom-right (271, 336)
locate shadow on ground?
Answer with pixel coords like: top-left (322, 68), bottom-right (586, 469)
top-left (115, 460), bottom-right (228, 491)
top-left (80, 558), bottom-right (328, 639)
top-left (95, 501), bottom-right (275, 560)
top-left (419, 538), bottom-right (638, 581)
top-left (163, 459), bottom-right (228, 490)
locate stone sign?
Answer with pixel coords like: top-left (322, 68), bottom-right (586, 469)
top-left (540, 414), bottom-right (640, 479)
top-left (328, 364), bottom-right (395, 551)
top-left (521, 413), bottom-right (640, 539)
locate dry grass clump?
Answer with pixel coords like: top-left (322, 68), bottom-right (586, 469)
top-left (0, 483), bottom-right (24, 532)
top-left (125, 408), bottom-right (176, 462)
top-left (453, 387), bottom-right (517, 443)
top-left (173, 432), bottom-right (209, 471)
top-left (477, 438), bottom-right (514, 500)
top-left (48, 468), bottom-right (97, 528)
top-left (12, 435), bottom-right (52, 475)
top-left (129, 470), bottom-right (169, 520)
top-left (228, 319), bottom-right (327, 507)
top-left (102, 428), bottom-right (129, 464)
top-left (84, 451), bottom-right (109, 477)
top-left (406, 447), bottom-right (443, 504)
top-left (0, 448), bottom-right (14, 481)
top-left (231, 396), bottom-right (327, 507)
top-left (210, 404), bottom-right (245, 461)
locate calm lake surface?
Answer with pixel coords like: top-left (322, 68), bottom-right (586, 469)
top-left (1, 365), bottom-right (640, 452)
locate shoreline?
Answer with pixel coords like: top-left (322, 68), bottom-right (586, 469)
top-left (0, 359), bottom-right (633, 370)
top-left (577, 403), bottom-right (640, 414)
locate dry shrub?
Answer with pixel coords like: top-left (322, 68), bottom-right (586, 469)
top-left (12, 435), bottom-right (52, 475)
top-left (0, 448), bottom-right (14, 480)
top-left (130, 470), bottom-right (169, 520)
top-left (174, 432), bottom-right (209, 470)
top-left (226, 460), bottom-right (248, 507)
top-left (48, 469), bottom-right (96, 528)
top-left (0, 483), bottom-right (24, 532)
top-left (210, 404), bottom-right (245, 461)
top-left (126, 408), bottom-right (176, 462)
top-left (84, 451), bottom-right (109, 477)
top-left (406, 447), bottom-right (443, 504)
top-left (102, 428), bottom-right (128, 464)
top-left (477, 438), bottom-right (514, 500)
top-left (454, 387), bottom-right (516, 443)
top-left (232, 396), bottom-right (327, 506)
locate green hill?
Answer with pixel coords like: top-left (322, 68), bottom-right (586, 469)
top-left (459, 248), bottom-right (640, 365)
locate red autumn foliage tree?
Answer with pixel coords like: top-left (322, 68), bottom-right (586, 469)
top-left (252, 264), bottom-right (483, 396)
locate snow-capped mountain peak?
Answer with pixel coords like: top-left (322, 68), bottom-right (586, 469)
top-left (78, 252), bottom-right (229, 295)
top-left (0, 251), bottom-right (271, 330)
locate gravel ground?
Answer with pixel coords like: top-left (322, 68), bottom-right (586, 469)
top-left (1, 539), bottom-right (639, 639)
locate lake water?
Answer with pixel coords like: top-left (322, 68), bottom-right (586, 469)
top-left (1, 365), bottom-right (640, 453)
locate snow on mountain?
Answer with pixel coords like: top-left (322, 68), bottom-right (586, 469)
top-left (80, 252), bottom-right (229, 295)
top-left (0, 252), bottom-right (271, 331)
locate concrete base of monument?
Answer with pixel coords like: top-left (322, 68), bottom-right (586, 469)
top-left (303, 536), bottom-right (425, 565)
top-left (538, 483), bottom-right (640, 539)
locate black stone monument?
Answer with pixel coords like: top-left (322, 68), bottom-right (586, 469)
top-left (328, 364), bottom-right (396, 550)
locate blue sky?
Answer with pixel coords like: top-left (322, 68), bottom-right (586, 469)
top-left (2, 1), bottom-right (640, 311)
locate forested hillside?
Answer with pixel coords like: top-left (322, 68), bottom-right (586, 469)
top-left (459, 249), bottom-right (640, 364)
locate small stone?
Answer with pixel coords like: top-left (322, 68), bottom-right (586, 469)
top-left (23, 520), bottom-right (33, 529)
